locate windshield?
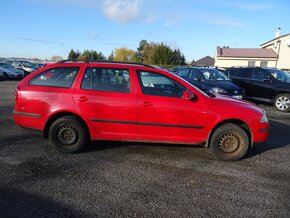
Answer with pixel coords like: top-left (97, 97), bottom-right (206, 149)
top-left (20, 61), bottom-right (36, 68)
top-left (268, 69), bottom-right (290, 83)
top-left (198, 68), bottom-right (230, 81)
top-left (0, 63), bottom-right (13, 68)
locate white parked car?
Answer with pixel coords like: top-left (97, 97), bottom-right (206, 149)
top-left (0, 63), bottom-right (25, 79)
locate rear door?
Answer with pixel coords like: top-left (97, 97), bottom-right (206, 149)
top-left (135, 70), bottom-right (207, 143)
top-left (251, 68), bottom-right (275, 101)
top-left (73, 66), bottom-right (138, 140)
top-left (232, 68), bottom-right (254, 97)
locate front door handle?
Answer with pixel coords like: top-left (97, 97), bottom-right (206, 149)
top-left (143, 101), bottom-right (153, 106)
top-left (75, 96), bottom-right (88, 102)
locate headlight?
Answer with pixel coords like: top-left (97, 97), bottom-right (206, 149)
top-left (210, 87), bottom-right (228, 94)
top-left (260, 113), bottom-right (268, 123)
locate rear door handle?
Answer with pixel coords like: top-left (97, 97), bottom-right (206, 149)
top-left (143, 101), bottom-right (153, 106)
top-left (75, 96), bottom-right (88, 102)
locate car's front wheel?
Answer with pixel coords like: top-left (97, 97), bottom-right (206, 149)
top-left (49, 116), bottom-right (89, 153)
top-left (274, 94), bottom-right (290, 113)
top-left (210, 124), bottom-right (249, 161)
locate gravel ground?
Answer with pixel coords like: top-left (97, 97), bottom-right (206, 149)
top-left (0, 80), bottom-right (290, 217)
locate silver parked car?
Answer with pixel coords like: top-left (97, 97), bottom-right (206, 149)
top-left (4, 60), bottom-right (39, 76)
top-left (0, 63), bottom-right (25, 79)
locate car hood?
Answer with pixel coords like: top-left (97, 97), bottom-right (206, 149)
top-left (209, 94), bottom-right (263, 114)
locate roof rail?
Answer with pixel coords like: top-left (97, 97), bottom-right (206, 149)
top-left (57, 59), bottom-right (155, 68)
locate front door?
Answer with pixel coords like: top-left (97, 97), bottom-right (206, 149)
top-left (135, 70), bottom-right (207, 143)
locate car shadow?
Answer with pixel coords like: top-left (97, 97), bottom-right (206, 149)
top-left (246, 119), bottom-right (290, 158)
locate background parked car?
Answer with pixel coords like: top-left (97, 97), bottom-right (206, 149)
top-left (0, 63), bottom-right (24, 79)
top-left (170, 66), bottom-right (184, 75)
top-left (226, 67), bottom-right (290, 112)
top-left (4, 60), bottom-right (39, 76)
top-left (178, 67), bottom-right (244, 99)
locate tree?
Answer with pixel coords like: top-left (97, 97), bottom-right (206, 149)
top-left (136, 39), bottom-right (148, 62)
top-left (113, 47), bottom-right (138, 62)
top-left (108, 51), bottom-right (114, 61)
top-left (68, 49), bottom-right (80, 60)
top-left (76, 50), bottom-right (106, 61)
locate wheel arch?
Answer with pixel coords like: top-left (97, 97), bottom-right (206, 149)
top-left (43, 112), bottom-right (91, 140)
top-left (206, 119), bottom-right (252, 148)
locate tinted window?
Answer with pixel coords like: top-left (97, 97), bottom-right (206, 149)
top-left (29, 67), bottom-right (79, 88)
top-left (252, 69), bottom-right (268, 81)
top-left (178, 69), bottom-right (190, 77)
top-left (267, 68), bottom-right (290, 82)
top-left (227, 68), bottom-right (239, 77)
top-left (236, 68), bottom-right (253, 79)
top-left (137, 71), bottom-right (186, 97)
top-left (81, 67), bottom-right (130, 92)
top-left (189, 69), bottom-right (204, 80)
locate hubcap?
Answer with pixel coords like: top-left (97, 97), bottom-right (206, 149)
top-left (57, 124), bottom-right (78, 146)
top-left (218, 133), bottom-right (242, 154)
top-left (276, 96), bottom-right (290, 111)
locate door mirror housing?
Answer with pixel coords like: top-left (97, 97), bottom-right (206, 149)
top-left (182, 91), bottom-right (196, 100)
top-left (264, 75), bottom-right (272, 82)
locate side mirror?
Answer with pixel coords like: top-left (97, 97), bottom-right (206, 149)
top-left (264, 75), bottom-right (272, 82)
top-left (182, 91), bottom-right (196, 100)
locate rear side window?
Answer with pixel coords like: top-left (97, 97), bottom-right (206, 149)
top-left (137, 70), bottom-right (186, 97)
top-left (81, 67), bottom-right (130, 92)
top-left (227, 68), bottom-right (239, 77)
top-left (236, 68), bottom-right (253, 79)
top-left (252, 69), bottom-right (268, 81)
top-left (29, 67), bottom-right (79, 88)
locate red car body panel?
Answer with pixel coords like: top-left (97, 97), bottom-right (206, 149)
top-left (13, 62), bottom-right (269, 147)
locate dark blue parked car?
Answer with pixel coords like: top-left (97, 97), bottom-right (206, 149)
top-left (178, 67), bottom-right (244, 99)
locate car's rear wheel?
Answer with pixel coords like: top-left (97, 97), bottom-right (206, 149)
top-left (210, 124), bottom-right (249, 161)
top-left (49, 116), bottom-right (89, 153)
top-left (274, 94), bottom-right (290, 112)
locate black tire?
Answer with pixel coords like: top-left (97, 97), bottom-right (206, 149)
top-left (49, 116), bottom-right (89, 154)
top-left (274, 94), bottom-right (290, 113)
top-left (210, 124), bottom-right (249, 161)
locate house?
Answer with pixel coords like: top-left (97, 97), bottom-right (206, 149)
top-left (214, 30), bottom-right (290, 70)
top-left (192, 56), bottom-right (215, 67)
top-left (260, 32), bottom-right (290, 69)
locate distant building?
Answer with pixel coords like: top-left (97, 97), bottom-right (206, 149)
top-left (215, 30), bottom-right (290, 70)
top-left (193, 56), bottom-right (215, 67)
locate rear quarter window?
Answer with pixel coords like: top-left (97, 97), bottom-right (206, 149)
top-left (29, 67), bottom-right (79, 88)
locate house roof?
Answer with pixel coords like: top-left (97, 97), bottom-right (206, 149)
top-left (193, 56), bottom-right (215, 66)
top-left (216, 47), bottom-right (278, 58)
top-left (260, 33), bottom-right (290, 47)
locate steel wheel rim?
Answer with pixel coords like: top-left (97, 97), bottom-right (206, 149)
top-left (56, 124), bottom-right (79, 147)
top-left (218, 132), bottom-right (243, 155)
top-left (276, 96), bottom-right (290, 111)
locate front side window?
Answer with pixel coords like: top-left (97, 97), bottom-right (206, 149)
top-left (81, 67), bottom-right (130, 92)
top-left (137, 70), bottom-right (186, 97)
top-left (29, 67), bottom-right (79, 88)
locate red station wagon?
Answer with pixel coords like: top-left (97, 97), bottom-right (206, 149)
top-left (13, 61), bottom-right (269, 161)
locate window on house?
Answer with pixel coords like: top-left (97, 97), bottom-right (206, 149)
top-left (248, 60), bottom-right (256, 67)
top-left (260, 61), bottom-right (268, 68)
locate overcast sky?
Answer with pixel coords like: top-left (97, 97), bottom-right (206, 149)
top-left (0, 0), bottom-right (289, 62)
